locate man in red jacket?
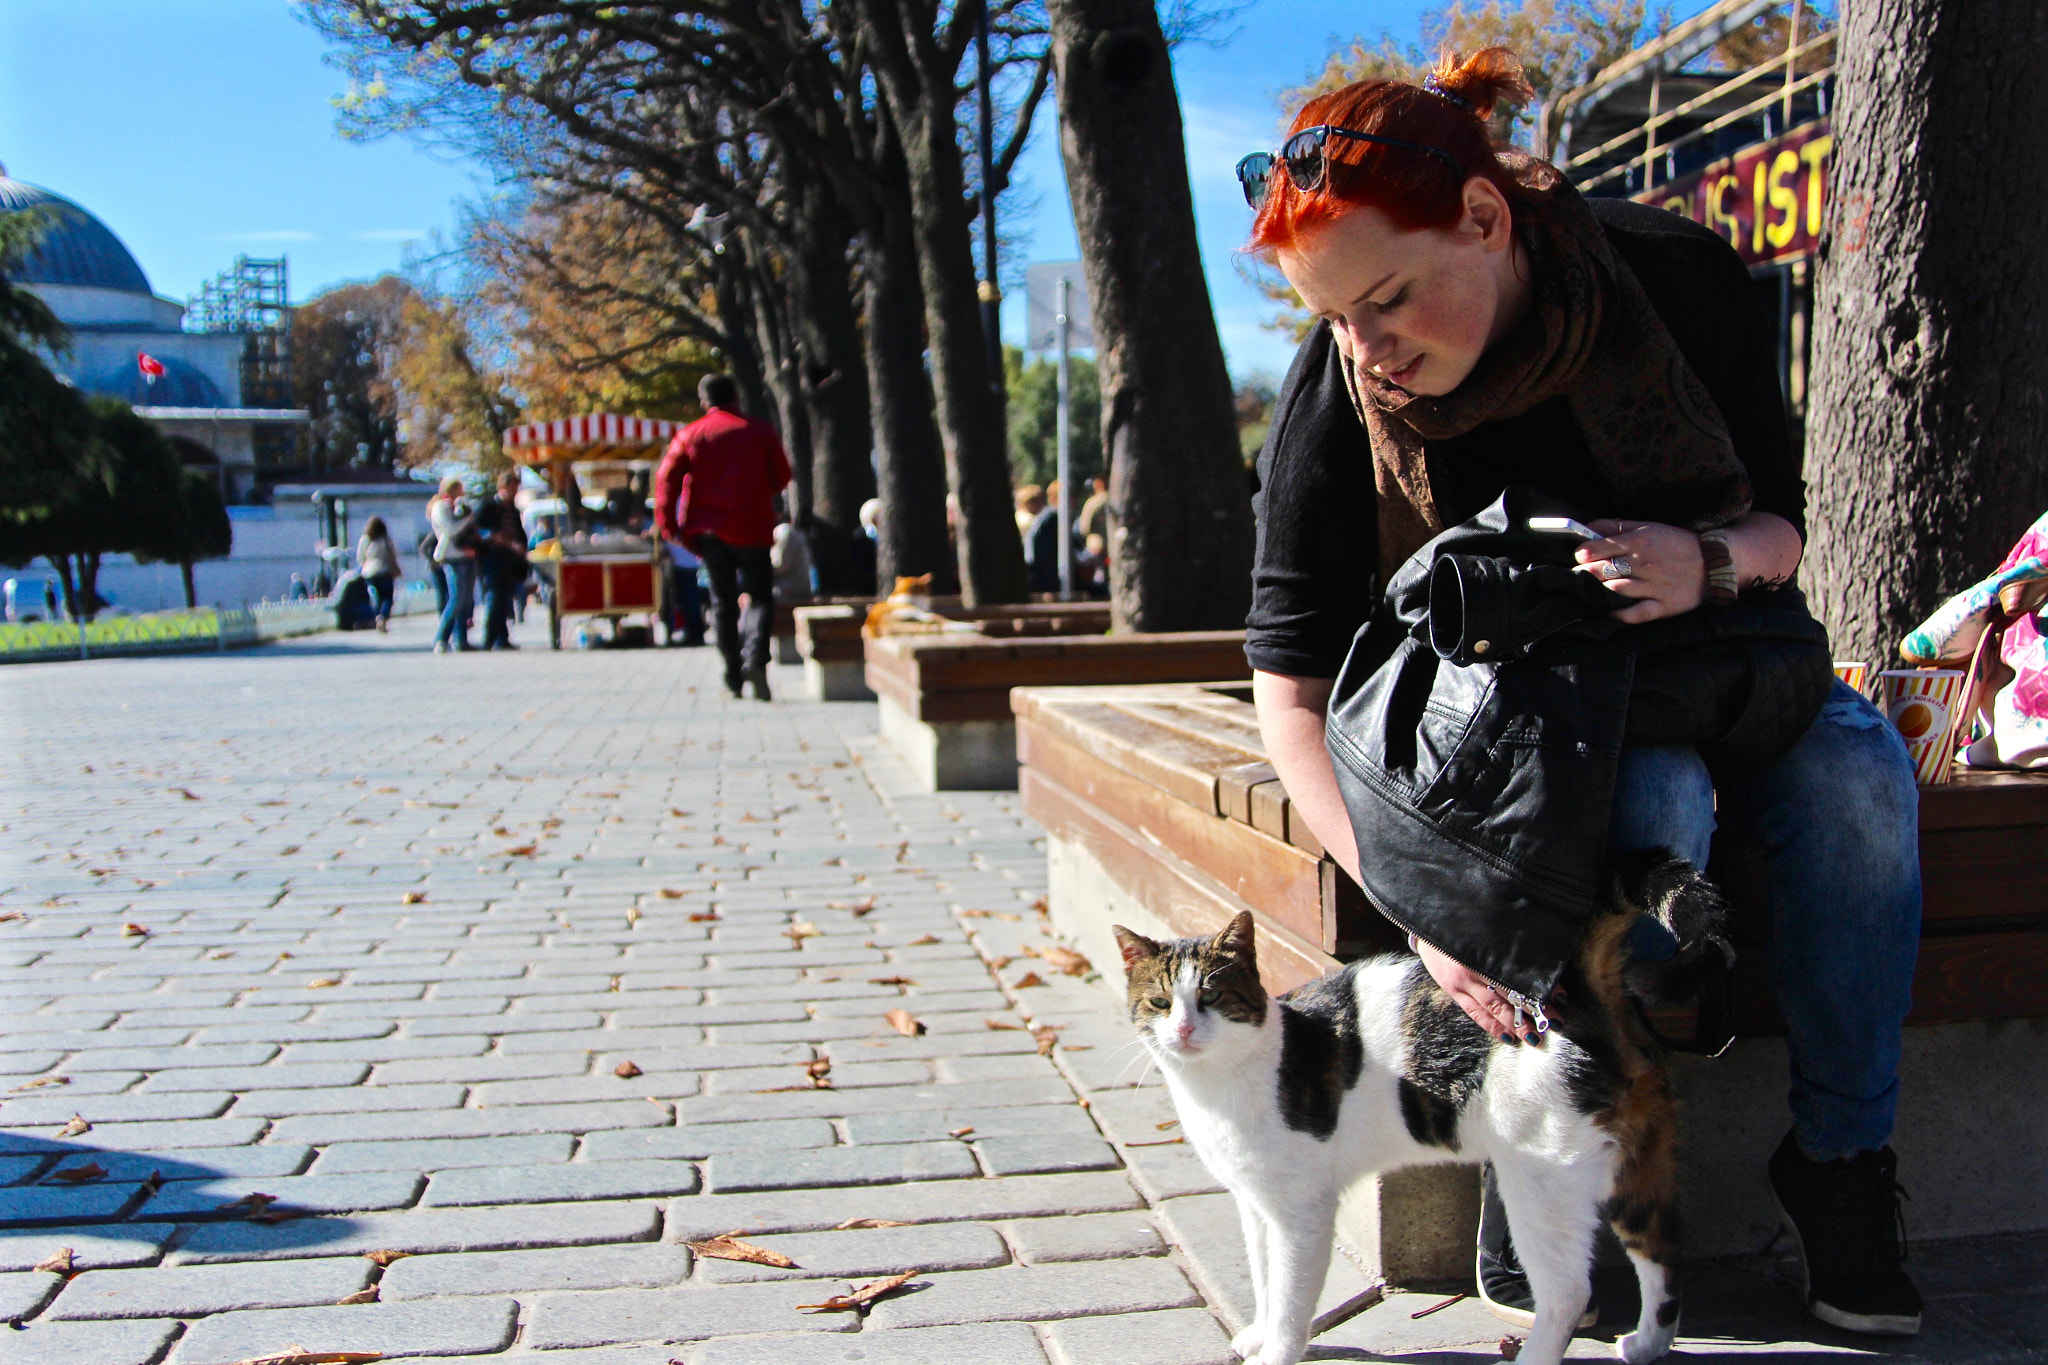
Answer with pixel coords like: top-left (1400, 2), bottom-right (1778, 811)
top-left (655, 374), bottom-right (793, 699)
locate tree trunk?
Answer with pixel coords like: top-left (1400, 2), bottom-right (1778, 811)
top-left (79, 551), bottom-right (102, 621)
top-left (788, 182), bottom-right (879, 596)
top-left (1047, 1), bottom-right (1254, 631)
top-left (47, 554), bottom-right (77, 621)
top-left (862, 123), bottom-right (959, 594)
top-left (181, 560), bottom-right (197, 610)
top-left (1803, 0), bottom-right (2048, 665)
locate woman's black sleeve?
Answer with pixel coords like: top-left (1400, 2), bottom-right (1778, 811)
top-left (1245, 324), bottom-right (1381, 679)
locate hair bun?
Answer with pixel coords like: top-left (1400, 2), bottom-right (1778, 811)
top-left (1429, 47), bottom-right (1534, 123)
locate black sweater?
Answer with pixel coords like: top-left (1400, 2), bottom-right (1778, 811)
top-left (1245, 198), bottom-right (1803, 679)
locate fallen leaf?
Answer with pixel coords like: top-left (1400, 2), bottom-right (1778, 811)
top-left (250, 1206), bottom-right (302, 1224)
top-left (401, 892), bottom-right (427, 904)
top-left (1500, 1336), bottom-right (1524, 1361)
top-left (626, 906), bottom-right (642, 927)
top-left (905, 934), bottom-right (940, 947)
top-left (1012, 972), bottom-right (1046, 989)
top-left (615, 1061), bottom-right (643, 1078)
top-left (0, 912), bottom-right (23, 924)
top-left (983, 1019), bottom-right (1024, 1031)
top-left (222, 1349), bottom-right (382, 1365)
top-left (985, 955), bottom-right (1011, 970)
top-left (1123, 1137), bottom-right (1185, 1147)
top-left (308, 978), bottom-right (342, 989)
top-left (336, 1286), bottom-right (380, 1305)
top-left (659, 887), bottom-right (689, 899)
top-left (687, 1232), bottom-right (797, 1268)
top-left (884, 1009), bottom-right (924, 1037)
top-left (949, 1126), bottom-right (975, 1138)
top-left (9, 1075), bottom-right (67, 1092)
top-left (46, 1163), bottom-right (105, 1184)
top-left (1156, 1119), bottom-right (1181, 1130)
top-left (828, 897), bottom-right (876, 916)
top-left (120, 923), bottom-right (148, 937)
top-left (32, 1247), bottom-right (72, 1274)
top-left (670, 808), bottom-right (692, 817)
top-left (867, 976), bottom-right (916, 988)
top-left (797, 1269), bottom-right (919, 1313)
top-left (1033, 1025), bottom-right (1060, 1057)
top-left (57, 1115), bottom-right (89, 1137)
top-left (608, 975), bottom-right (622, 993)
top-left (832, 1218), bottom-right (911, 1230)
top-left (504, 844), bottom-right (538, 857)
top-left (960, 908), bottom-right (1022, 922)
top-left (87, 866), bottom-right (117, 877)
top-left (1041, 946), bottom-right (1091, 976)
top-left (804, 1058), bottom-right (833, 1088)
top-left (784, 922), bottom-right (821, 944)
top-left (493, 827), bottom-right (513, 837)
top-left (172, 787), bottom-right (200, 800)
top-left (363, 1249), bottom-right (412, 1267)
top-left (278, 847), bottom-right (300, 857)
top-left (216, 1191), bottom-right (278, 1214)
top-left (687, 911), bottom-right (721, 922)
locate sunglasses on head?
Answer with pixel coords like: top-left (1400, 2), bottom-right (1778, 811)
top-left (1235, 125), bottom-right (1465, 209)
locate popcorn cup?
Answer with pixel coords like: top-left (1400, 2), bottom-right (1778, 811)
top-left (1877, 669), bottom-right (1967, 784)
top-left (1833, 661), bottom-right (1870, 695)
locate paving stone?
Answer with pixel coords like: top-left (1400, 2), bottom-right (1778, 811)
top-left (976, 1133), bottom-right (1121, 1176)
top-left (524, 1280), bottom-right (859, 1350)
top-left (227, 1083), bottom-right (467, 1117)
top-left (275, 1101), bottom-right (661, 1146)
top-left (703, 1060), bottom-right (930, 1093)
top-left (0, 1224), bottom-right (177, 1272)
top-left (694, 1221), bottom-right (1010, 1284)
top-left (686, 1322), bottom-right (1050, 1365)
top-left (933, 1052), bottom-right (1066, 1084)
top-left (0, 1157), bottom-right (43, 1185)
top-left (0, 1270), bottom-right (60, 1321)
top-left (0, 1182), bottom-right (146, 1226)
top-left (667, 1172), bottom-right (1143, 1242)
top-left (1002, 1212), bottom-right (1166, 1264)
top-left (380, 1243), bottom-right (691, 1300)
top-left (1120, 1140), bottom-right (1227, 1202)
top-left (579, 1043), bottom-right (814, 1078)
top-left (138, 1062), bottom-right (371, 1092)
top-left (819, 1030), bottom-right (1039, 1062)
top-left (580, 1121), bottom-right (836, 1162)
top-left (79, 1146), bottom-right (314, 1183)
top-left (424, 1158), bottom-right (698, 1206)
top-left (409, 1010), bottom-right (605, 1037)
top-left (139, 1171), bottom-right (425, 1219)
top-left (52, 1043), bottom-right (278, 1073)
top-left (846, 1105), bottom-right (1101, 1146)
top-left (170, 1199), bottom-right (660, 1264)
top-left (313, 1133), bottom-right (575, 1175)
top-left (48, 1255), bottom-right (373, 1319)
top-left (193, 1020), bottom-right (396, 1044)
top-left (0, 1118), bottom-right (268, 1153)
top-left (0, 1091), bottom-right (233, 1125)
top-left (863, 1258), bottom-right (1200, 1330)
top-left (281, 1035), bottom-right (491, 1064)
top-left (0, 1317), bottom-right (179, 1365)
top-left (1042, 1306), bottom-right (1234, 1365)
top-left (680, 1076), bottom-right (1076, 1126)
top-left (169, 1295), bottom-right (518, 1362)
top-left (365, 1051), bottom-right (592, 1086)
top-left (706, 1142), bottom-right (977, 1194)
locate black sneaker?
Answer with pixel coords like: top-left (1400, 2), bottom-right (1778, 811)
top-left (1476, 1164), bottom-right (1598, 1330)
top-left (1766, 1131), bottom-right (1922, 1336)
top-left (722, 670), bottom-right (744, 699)
top-left (745, 665), bottom-right (772, 701)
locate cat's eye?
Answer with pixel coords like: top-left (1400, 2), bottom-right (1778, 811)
top-left (1198, 988), bottom-right (1221, 1007)
top-left (1148, 996), bottom-right (1171, 1010)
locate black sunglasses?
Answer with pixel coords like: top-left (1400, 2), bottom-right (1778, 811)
top-left (1236, 125), bottom-right (1465, 208)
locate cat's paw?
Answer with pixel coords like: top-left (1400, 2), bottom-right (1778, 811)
top-left (1614, 1326), bottom-right (1675, 1364)
top-left (1230, 1323), bottom-right (1265, 1359)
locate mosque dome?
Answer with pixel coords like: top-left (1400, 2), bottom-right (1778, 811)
top-left (0, 168), bottom-right (154, 296)
top-left (89, 353), bottom-right (226, 408)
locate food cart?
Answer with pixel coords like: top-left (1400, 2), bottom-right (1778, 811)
top-left (502, 415), bottom-right (681, 650)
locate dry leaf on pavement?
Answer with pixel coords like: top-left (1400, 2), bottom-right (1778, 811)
top-left (614, 1061), bottom-right (643, 1078)
top-left (949, 1126), bottom-right (975, 1138)
top-left (336, 1287), bottom-right (379, 1305)
top-left (805, 1058), bottom-right (833, 1088)
top-left (1499, 1336), bottom-right (1524, 1361)
top-left (308, 978), bottom-right (342, 989)
top-left (1033, 1025), bottom-right (1060, 1057)
top-left (47, 1162), bottom-right (105, 1184)
top-left (867, 976), bottom-right (915, 988)
top-left (983, 1019), bottom-right (1023, 1031)
top-left (217, 1192), bottom-right (278, 1214)
top-left (504, 845), bottom-right (538, 857)
top-left (784, 922), bottom-right (821, 944)
top-left (363, 1249), bottom-right (412, 1267)
top-left (686, 1233), bottom-right (797, 1268)
top-left (0, 912), bottom-right (25, 924)
top-left (827, 897), bottom-right (876, 916)
top-left (57, 1115), bottom-right (89, 1137)
top-left (687, 911), bottom-right (721, 922)
top-left (172, 787), bottom-right (200, 800)
top-left (796, 1269), bottom-right (920, 1313)
top-left (1041, 946), bottom-right (1091, 976)
top-left (33, 1248), bottom-right (73, 1274)
top-left (904, 934), bottom-right (940, 946)
top-left (625, 906), bottom-right (642, 926)
top-left (1011, 972), bottom-right (1046, 989)
top-left (659, 887), bottom-right (689, 898)
top-left (10, 1075), bottom-right (68, 1092)
top-left (884, 1009), bottom-right (924, 1037)
top-left (121, 923), bottom-right (149, 937)
top-left (221, 1349), bottom-right (383, 1365)
top-left (833, 1218), bottom-right (911, 1230)
top-left (401, 892), bottom-right (427, 904)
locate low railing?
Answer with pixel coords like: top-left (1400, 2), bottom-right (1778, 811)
top-left (0, 583), bottom-right (435, 665)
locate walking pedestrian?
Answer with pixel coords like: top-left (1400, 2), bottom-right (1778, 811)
top-left (655, 373), bottom-right (792, 699)
top-left (428, 476), bottom-right (477, 654)
top-left (474, 472), bottom-right (529, 651)
top-left (355, 516), bottom-right (402, 633)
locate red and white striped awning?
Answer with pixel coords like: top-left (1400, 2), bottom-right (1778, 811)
top-left (503, 414), bottom-right (681, 456)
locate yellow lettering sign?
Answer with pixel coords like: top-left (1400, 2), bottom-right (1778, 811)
top-left (1765, 150), bottom-right (1801, 250)
top-left (1752, 161), bottom-right (1769, 255)
top-left (1708, 175), bottom-right (1742, 248)
top-left (1800, 134), bottom-right (1832, 237)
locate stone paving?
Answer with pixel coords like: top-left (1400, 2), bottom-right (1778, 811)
top-left (1, 615), bottom-right (2043, 1365)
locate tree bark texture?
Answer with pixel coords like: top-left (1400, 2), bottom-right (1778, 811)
top-left (855, 0), bottom-right (1028, 605)
top-left (1804, 0), bottom-right (2048, 664)
top-left (1048, 0), bottom-right (1254, 632)
top-left (787, 179), bottom-right (879, 594)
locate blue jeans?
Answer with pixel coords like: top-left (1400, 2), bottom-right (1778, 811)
top-left (1611, 681), bottom-right (1922, 1160)
top-left (436, 559), bottom-right (474, 649)
top-left (364, 571), bottom-right (395, 624)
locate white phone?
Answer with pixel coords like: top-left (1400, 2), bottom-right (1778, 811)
top-left (1526, 516), bottom-right (1601, 540)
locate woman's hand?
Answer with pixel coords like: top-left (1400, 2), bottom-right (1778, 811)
top-left (1417, 940), bottom-right (1533, 1042)
top-left (1575, 519), bottom-right (1703, 625)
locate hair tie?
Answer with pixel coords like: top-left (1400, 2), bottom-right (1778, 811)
top-left (1422, 73), bottom-right (1473, 112)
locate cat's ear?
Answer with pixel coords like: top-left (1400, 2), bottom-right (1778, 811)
top-left (1210, 912), bottom-right (1257, 962)
top-left (1112, 925), bottom-right (1161, 971)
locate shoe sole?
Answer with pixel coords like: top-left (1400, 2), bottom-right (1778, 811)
top-left (1767, 1184), bottom-right (1921, 1338)
top-left (1473, 1242), bottom-right (1598, 1330)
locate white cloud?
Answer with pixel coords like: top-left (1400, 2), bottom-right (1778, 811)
top-left (352, 229), bottom-right (428, 241)
top-left (219, 230), bottom-right (319, 243)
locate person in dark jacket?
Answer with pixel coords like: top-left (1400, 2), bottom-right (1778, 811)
top-left (655, 373), bottom-right (793, 699)
top-left (472, 472), bottom-right (529, 651)
top-left (1241, 49), bottom-right (1921, 1339)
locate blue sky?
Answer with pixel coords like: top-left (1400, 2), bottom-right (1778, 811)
top-left (0, 0), bottom-right (1706, 383)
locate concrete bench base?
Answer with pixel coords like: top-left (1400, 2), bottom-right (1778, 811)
top-left (878, 694), bottom-right (1017, 790)
top-left (805, 658), bottom-right (874, 702)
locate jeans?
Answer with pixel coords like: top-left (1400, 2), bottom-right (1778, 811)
top-left (364, 571), bottom-right (395, 624)
top-left (666, 559), bottom-right (705, 645)
top-left (1610, 680), bottom-right (1923, 1159)
top-left (697, 535), bottom-right (774, 678)
top-left (435, 559), bottom-right (475, 649)
top-left (481, 551), bottom-right (524, 648)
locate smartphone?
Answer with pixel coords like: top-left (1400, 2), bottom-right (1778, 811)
top-left (1526, 516), bottom-right (1600, 540)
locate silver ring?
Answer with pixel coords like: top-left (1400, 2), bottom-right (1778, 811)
top-left (1601, 556), bottom-right (1634, 581)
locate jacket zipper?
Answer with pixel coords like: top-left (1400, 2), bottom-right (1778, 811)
top-left (1395, 920), bottom-right (1551, 1036)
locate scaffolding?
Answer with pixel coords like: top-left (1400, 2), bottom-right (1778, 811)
top-left (185, 256), bottom-right (294, 410)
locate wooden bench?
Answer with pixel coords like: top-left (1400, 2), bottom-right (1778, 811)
top-left (1015, 680), bottom-right (2048, 1280)
top-left (793, 600), bottom-right (1117, 701)
top-left (868, 630), bottom-right (1249, 790)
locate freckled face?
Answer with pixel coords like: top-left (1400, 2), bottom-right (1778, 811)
top-left (1276, 181), bottom-right (1525, 398)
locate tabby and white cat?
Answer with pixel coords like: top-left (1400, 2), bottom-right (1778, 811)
top-left (1113, 851), bottom-right (1725, 1365)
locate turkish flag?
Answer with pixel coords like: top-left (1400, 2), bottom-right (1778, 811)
top-left (137, 352), bottom-right (165, 383)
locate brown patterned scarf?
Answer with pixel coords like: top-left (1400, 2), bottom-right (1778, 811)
top-left (1343, 153), bottom-right (1754, 586)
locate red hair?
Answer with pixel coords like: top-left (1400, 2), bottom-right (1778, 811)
top-left (1250, 48), bottom-right (1535, 252)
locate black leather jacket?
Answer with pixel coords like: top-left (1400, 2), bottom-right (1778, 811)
top-left (1325, 488), bottom-right (1832, 1002)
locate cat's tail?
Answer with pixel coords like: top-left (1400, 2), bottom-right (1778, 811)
top-left (1575, 848), bottom-right (1734, 1013)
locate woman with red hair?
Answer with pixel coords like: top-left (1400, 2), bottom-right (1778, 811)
top-left (1243, 48), bottom-right (1921, 1344)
